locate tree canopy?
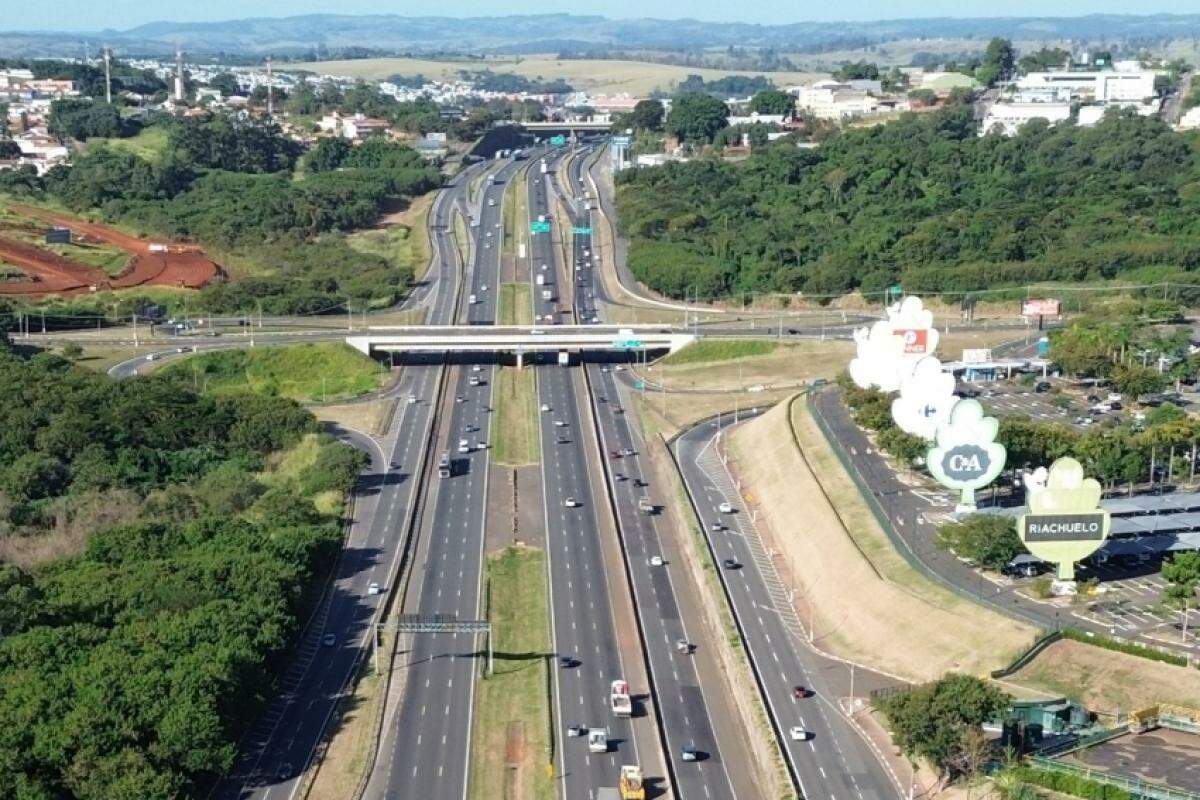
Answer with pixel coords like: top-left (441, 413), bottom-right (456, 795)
top-left (0, 341), bottom-right (364, 798)
top-left (665, 93), bottom-right (730, 144)
top-left (749, 89), bottom-right (795, 116)
top-left (616, 107), bottom-right (1200, 300)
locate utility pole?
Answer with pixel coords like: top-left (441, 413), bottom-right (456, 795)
top-left (266, 56), bottom-right (274, 118)
top-left (132, 313), bottom-right (137, 347)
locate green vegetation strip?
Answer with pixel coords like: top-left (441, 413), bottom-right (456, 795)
top-left (492, 366), bottom-right (539, 467)
top-left (162, 342), bottom-right (386, 402)
top-left (1006, 765), bottom-right (1133, 800)
top-left (498, 282), bottom-right (533, 326)
top-left (346, 222), bottom-right (428, 302)
top-left (468, 545), bottom-right (555, 800)
top-left (661, 338), bottom-right (777, 365)
top-left (1059, 626), bottom-right (1191, 669)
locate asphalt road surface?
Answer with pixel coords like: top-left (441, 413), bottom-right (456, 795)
top-left (210, 159), bottom-right (482, 800)
top-left (367, 154), bottom-right (525, 800)
top-left (674, 413), bottom-right (902, 800)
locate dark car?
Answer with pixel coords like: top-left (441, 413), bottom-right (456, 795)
top-left (722, 558), bottom-right (739, 570)
top-left (1035, 382), bottom-right (1052, 393)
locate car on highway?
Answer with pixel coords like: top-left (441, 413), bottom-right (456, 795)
top-left (792, 686), bottom-right (809, 700)
top-left (456, 394), bottom-right (465, 403)
top-left (472, 364), bottom-right (483, 372)
top-left (619, 448), bottom-right (636, 457)
top-left (567, 724), bottom-right (587, 737)
top-left (718, 502), bottom-right (736, 513)
top-left (368, 582), bottom-right (381, 595)
top-left (408, 394), bottom-right (417, 403)
top-left (564, 497), bottom-right (580, 508)
top-left (540, 403), bottom-right (551, 412)
top-left (614, 473), bottom-right (627, 482)
top-left (609, 450), bottom-right (621, 458)
top-left (559, 656), bottom-right (575, 668)
top-left (675, 639), bottom-right (692, 654)
top-left (321, 633), bottom-right (337, 647)
top-left (722, 558), bottom-right (739, 570)
top-left (709, 522), bottom-right (724, 532)
top-left (554, 420), bottom-right (568, 427)
top-left (649, 555), bottom-right (664, 566)
top-left (458, 439), bottom-right (470, 453)
top-left (681, 745), bottom-right (699, 762)
top-left (790, 727), bottom-right (809, 741)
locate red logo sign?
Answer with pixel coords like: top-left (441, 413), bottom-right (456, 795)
top-left (1022, 299), bottom-right (1061, 317)
top-left (895, 328), bottom-right (928, 354)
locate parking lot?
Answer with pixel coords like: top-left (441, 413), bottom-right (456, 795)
top-left (971, 381), bottom-right (1123, 430)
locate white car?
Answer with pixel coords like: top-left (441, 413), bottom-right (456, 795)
top-left (321, 633), bottom-right (337, 647)
top-left (472, 364), bottom-right (483, 372)
top-left (367, 582), bottom-right (381, 595)
top-left (790, 727), bottom-right (809, 741)
top-left (554, 420), bottom-right (568, 427)
top-left (564, 497), bottom-right (580, 508)
top-left (718, 502), bottom-right (736, 514)
top-left (408, 394), bottom-right (418, 403)
top-left (540, 404), bottom-right (551, 412)
top-left (649, 555), bottom-right (664, 567)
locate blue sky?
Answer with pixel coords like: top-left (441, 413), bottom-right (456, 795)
top-left (10, 0), bottom-right (1200, 31)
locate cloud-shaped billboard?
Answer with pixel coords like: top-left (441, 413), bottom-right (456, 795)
top-left (891, 356), bottom-right (959, 441)
top-left (848, 296), bottom-right (940, 392)
top-left (1018, 457), bottom-right (1110, 581)
top-left (927, 399), bottom-right (1006, 507)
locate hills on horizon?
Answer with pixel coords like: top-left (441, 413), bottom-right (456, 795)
top-left (2, 11), bottom-right (1199, 59)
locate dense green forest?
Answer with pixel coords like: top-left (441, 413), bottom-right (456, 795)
top-left (0, 114), bottom-right (441, 314)
top-left (0, 341), bottom-right (365, 798)
top-left (615, 106), bottom-right (1200, 300)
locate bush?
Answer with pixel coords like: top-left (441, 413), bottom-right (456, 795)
top-left (1010, 766), bottom-right (1132, 799)
top-left (1060, 626), bottom-right (1188, 667)
top-left (936, 514), bottom-right (1026, 571)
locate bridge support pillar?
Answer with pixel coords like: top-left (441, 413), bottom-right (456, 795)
top-left (516, 350), bottom-right (524, 370)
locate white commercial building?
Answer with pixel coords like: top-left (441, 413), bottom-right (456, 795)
top-left (980, 101), bottom-right (1072, 136)
top-left (1016, 70), bottom-right (1157, 103)
top-left (791, 80), bottom-right (880, 120)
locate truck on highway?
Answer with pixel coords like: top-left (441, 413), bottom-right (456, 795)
top-left (558, 350), bottom-right (569, 367)
top-left (540, 159), bottom-right (548, 174)
top-left (610, 679), bottom-right (632, 717)
top-left (438, 452), bottom-right (451, 478)
top-left (619, 766), bottom-right (645, 800)
top-left (536, 274), bottom-right (546, 286)
top-left (637, 497), bottom-right (656, 515)
top-left (588, 728), bottom-right (608, 753)
top-left (148, 243), bottom-right (169, 253)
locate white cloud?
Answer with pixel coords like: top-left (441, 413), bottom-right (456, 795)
top-left (891, 356), bottom-right (959, 441)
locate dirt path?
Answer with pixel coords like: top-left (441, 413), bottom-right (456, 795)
top-left (0, 205), bottom-right (220, 293)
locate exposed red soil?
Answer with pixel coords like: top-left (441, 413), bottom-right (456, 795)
top-left (0, 205), bottom-right (221, 295)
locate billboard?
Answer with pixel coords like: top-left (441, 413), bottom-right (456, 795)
top-left (892, 356), bottom-right (959, 441)
top-left (926, 399), bottom-right (1006, 509)
top-left (849, 296), bottom-right (940, 392)
top-left (1022, 299), bottom-right (1061, 317)
top-left (895, 328), bottom-right (929, 355)
top-left (962, 348), bottom-right (992, 364)
top-left (1018, 457), bottom-right (1110, 581)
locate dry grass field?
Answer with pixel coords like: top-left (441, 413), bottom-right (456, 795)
top-left (293, 55), bottom-right (820, 95)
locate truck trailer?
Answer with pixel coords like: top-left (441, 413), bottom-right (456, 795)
top-left (610, 679), bottom-right (632, 717)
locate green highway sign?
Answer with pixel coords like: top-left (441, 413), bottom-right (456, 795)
top-left (572, 226), bottom-right (593, 235)
top-left (614, 339), bottom-right (642, 348)
top-left (550, 135), bottom-right (567, 146)
top-left (530, 221), bottom-right (551, 234)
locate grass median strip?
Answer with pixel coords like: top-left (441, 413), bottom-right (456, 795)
top-left (468, 545), bottom-right (554, 800)
top-left (498, 282), bottom-right (533, 326)
top-left (493, 365), bottom-right (539, 466)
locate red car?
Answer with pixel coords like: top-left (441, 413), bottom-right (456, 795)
top-left (792, 686), bottom-right (808, 700)
top-left (609, 450), bottom-right (621, 459)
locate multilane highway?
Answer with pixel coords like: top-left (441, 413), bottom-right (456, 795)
top-left (210, 159), bottom-right (484, 800)
top-left (367, 154), bottom-right (524, 799)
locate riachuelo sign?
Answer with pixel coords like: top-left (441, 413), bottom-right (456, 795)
top-left (1018, 458), bottom-right (1110, 581)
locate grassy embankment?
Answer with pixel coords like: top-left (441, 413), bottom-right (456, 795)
top-left (89, 126), bottom-right (171, 163)
top-left (162, 342), bottom-right (386, 402)
top-left (727, 397), bottom-right (1037, 681)
top-left (493, 283), bottom-right (539, 466)
top-left (467, 545), bottom-right (555, 800)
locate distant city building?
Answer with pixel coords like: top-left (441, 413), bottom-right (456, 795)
top-left (980, 101), bottom-right (1072, 136)
top-left (1016, 70), bottom-right (1157, 103)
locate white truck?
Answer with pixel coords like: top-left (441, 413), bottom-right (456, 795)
top-left (540, 159), bottom-right (548, 174)
top-left (536, 274), bottom-right (546, 286)
top-left (638, 497), bottom-right (656, 515)
top-left (610, 679), bottom-right (632, 717)
top-left (588, 728), bottom-right (609, 753)
top-left (558, 350), bottom-right (569, 367)
top-left (148, 243), bottom-right (169, 253)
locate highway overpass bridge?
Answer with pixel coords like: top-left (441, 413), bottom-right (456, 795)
top-left (346, 324), bottom-right (694, 365)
